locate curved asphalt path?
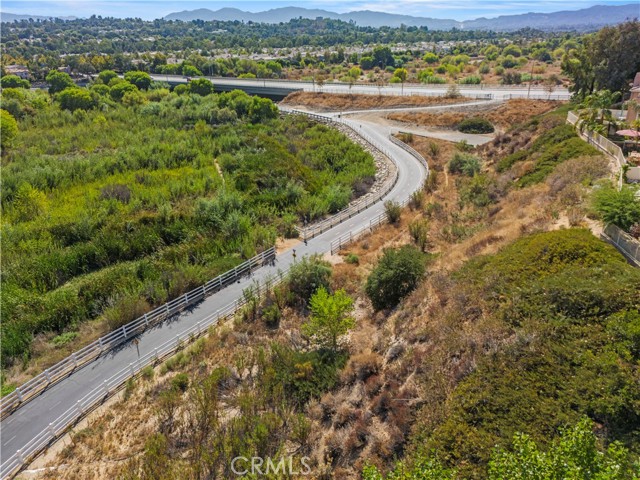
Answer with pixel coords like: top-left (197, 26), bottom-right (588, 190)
top-left (0, 112), bottom-right (427, 478)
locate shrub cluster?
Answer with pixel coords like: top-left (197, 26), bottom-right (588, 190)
top-left (457, 117), bottom-right (494, 134)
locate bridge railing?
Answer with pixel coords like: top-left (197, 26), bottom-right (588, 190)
top-left (154, 74), bottom-right (570, 100)
top-left (0, 247), bottom-right (276, 421)
top-left (165, 74), bottom-right (567, 92)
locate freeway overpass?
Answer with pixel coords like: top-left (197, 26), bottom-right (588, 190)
top-left (151, 74), bottom-right (571, 101)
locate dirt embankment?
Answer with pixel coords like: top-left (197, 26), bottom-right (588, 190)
top-left (281, 91), bottom-right (470, 112)
top-left (388, 99), bottom-right (560, 131)
top-left (25, 107), bottom-right (609, 480)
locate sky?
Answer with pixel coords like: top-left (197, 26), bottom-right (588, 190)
top-left (1, 0), bottom-right (636, 21)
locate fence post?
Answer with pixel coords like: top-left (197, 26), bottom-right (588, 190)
top-left (98, 337), bottom-right (104, 351)
top-left (16, 449), bottom-right (24, 464)
top-left (176, 335), bottom-right (180, 347)
top-left (129, 363), bottom-right (135, 377)
top-left (144, 313), bottom-right (149, 326)
top-left (103, 380), bottom-right (109, 396)
top-left (72, 353), bottom-right (78, 367)
top-left (122, 325), bottom-right (127, 339)
top-left (15, 387), bottom-right (23, 402)
top-left (48, 423), bottom-right (56, 438)
top-left (44, 369), bottom-right (52, 383)
top-left (76, 400), bottom-right (83, 416)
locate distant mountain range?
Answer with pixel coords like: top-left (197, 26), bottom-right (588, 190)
top-left (164, 4), bottom-right (639, 31)
top-left (1, 3), bottom-right (637, 31)
top-left (1, 12), bottom-right (76, 22)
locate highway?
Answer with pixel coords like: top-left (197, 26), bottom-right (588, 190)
top-left (0, 111), bottom-right (428, 478)
top-left (150, 74), bottom-right (571, 100)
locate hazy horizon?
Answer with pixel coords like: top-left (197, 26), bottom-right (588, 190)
top-left (1, 0), bottom-right (636, 21)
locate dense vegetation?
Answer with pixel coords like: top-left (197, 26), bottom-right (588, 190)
top-left (0, 80), bottom-right (375, 370)
top-left (365, 417), bottom-right (637, 479)
top-left (1, 16), bottom-right (576, 89)
top-left (561, 21), bottom-right (640, 98)
top-left (495, 121), bottom-right (601, 186)
top-left (21, 96), bottom-right (640, 479)
top-left (397, 229), bottom-right (640, 478)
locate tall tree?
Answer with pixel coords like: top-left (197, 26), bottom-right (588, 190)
top-left (562, 21), bottom-right (640, 98)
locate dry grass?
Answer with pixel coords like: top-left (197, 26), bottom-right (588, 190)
top-left (24, 106), bottom-right (610, 480)
top-left (388, 99), bottom-right (560, 130)
top-left (281, 92), bottom-right (470, 112)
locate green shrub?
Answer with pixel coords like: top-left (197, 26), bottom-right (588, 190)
top-left (345, 253), bottom-right (360, 265)
top-left (409, 219), bottom-right (430, 252)
top-left (269, 344), bottom-right (347, 407)
top-left (420, 75), bottom-right (446, 84)
top-left (518, 137), bottom-right (601, 186)
top-left (448, 153), bottom-right (482, 176)
top-left (384, 200), bottom-right (402, 224)
top-left (262, 302), bottom-right (281, 328)
top-left (457, 117), bottom-right (494, 134)
top-left (302, 287), bottom-right (355, 352)
top-left (365, 245), bottom-right (426, 310)
top-left (141, 365), bottom-right (155, 381)
top-left (124, 378), bottom-right (136, 400)
top-left (414, 230), bottom-right (640, 477)
top-left (592, 185), bottom-right (640, 231)
top-left (459, 174), bottom-right (498, 207)
top-left (287, 254), bottom-right (332, 306)
top-left (1, 75), bottom-right (30, 89)
top-left (51, 331), bottom-right (79, 346)
top-left (459, 75), bottom-right (482, 85)
top-left (455, 139), bottom-right (474, 152)
top-left (1, 109), bottom-right (18, 149)
top-left (424, 170), bottom-right (439, 193)
top-left (171, 373), bottom-right (189, 392)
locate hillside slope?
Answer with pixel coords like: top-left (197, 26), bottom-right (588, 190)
top-left (26, 105), bottom-right (640, 479)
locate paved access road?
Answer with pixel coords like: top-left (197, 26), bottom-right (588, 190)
top-left (0, 112), bottom-right (428, 478)
top-left (150, 74), bottom-right (571, 100)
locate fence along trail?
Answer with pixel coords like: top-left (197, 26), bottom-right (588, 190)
top-left (0, 109), bottom-right (430, 480)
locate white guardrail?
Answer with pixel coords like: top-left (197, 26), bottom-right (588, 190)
top-left (602, 224), bottom-right (640, 267)
top-left (0, 264), bottom-right (290, 480)
top-left (330, 135), bottom-right (429, 254)
top-left (0, 112), bottom-right (429, 480)
top-left (0, 247), bottom-right (276, 421)
top-left (166, 74), bottom-right (568, 93)
top-left (157, 75), bottom-right (571, 101)
top-left (285, 111), bottom-right (400, 241)
top-left (567, 110), bottom-right (627, 189)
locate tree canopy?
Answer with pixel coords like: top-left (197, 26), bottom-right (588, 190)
top-left (562, 21), bottom-right (640, 97)
top-left (302, 287), bottom-right (355, 351)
